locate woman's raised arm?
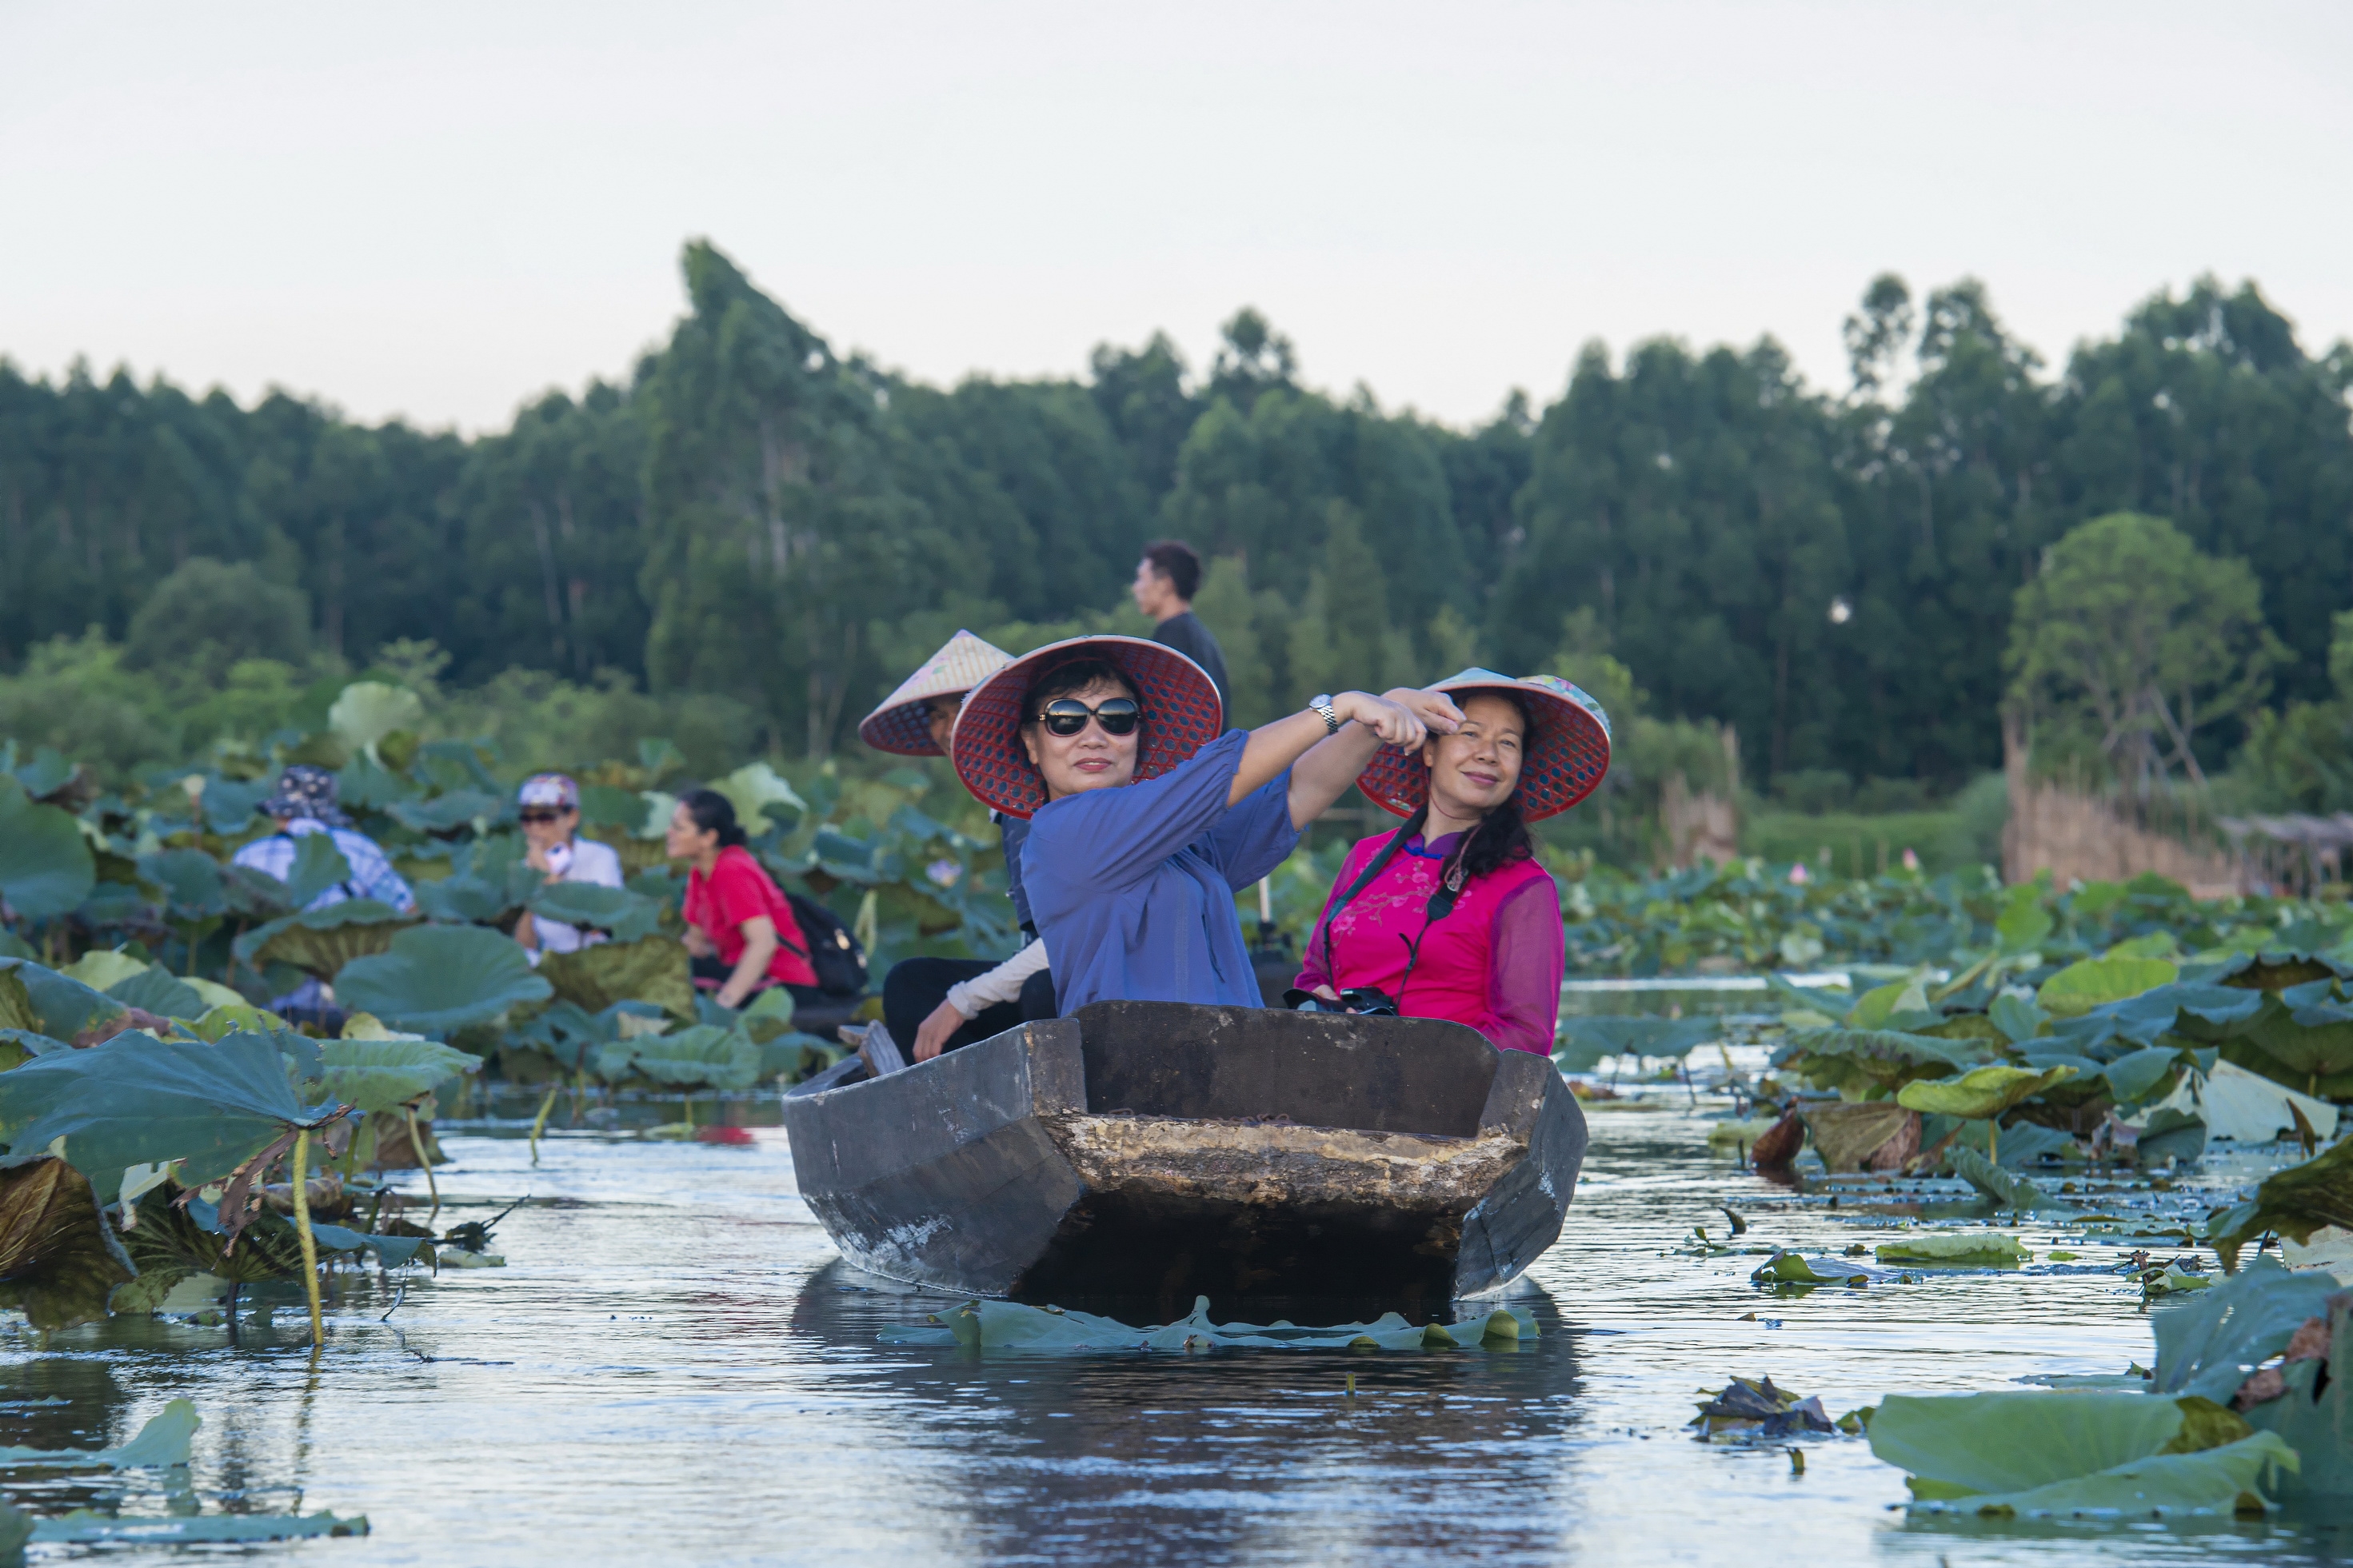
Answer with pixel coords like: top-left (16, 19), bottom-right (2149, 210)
top-left (1228, 691), bottom-right (1438, 815)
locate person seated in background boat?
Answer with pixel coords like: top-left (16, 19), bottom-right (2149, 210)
top-left (858, 630), bottom-right (1058, 1061)
top-left (510, 772), bottom-right (625, 965)
top-left (665, 788), bottom-right (826, 1012)
top-left (953, 635), bottom-right (1458, 1015)
top-left (1291, 671), bottom-right (1612, 1055)
top-left (231, 762), bottom-right (417, 1029)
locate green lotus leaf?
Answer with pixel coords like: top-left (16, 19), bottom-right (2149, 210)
top-left (1947, 1146), bottom-right (2070, 1212)
top-left (2, 960), bottom-right (123, 1043)
top-left (318, 1036), bottom-right (481, 1114)
top-left (2102, 1044), bottom-right (2187, 1107)
top-left (709, 761), bottom-right (805, 837)
top-left (539, 933), bottom-right (694, 1019)
top-left (1849, 974), bottom-right (1935, 1031)
top-left (1748, 1249), bottom-right (1881, 1285)
top-left (412, 873), bottom-right (517, 924)
top-left (879, 1294), bottom-right (1532, 1352)
top-left (1771, 1027), bottom-right (1998, 1097)
top-left (327, 680), bottom-right (424, 753)
top-left (236, 900), bottom-right (421, 979)
top-left (137, 848), bottom-right (227, 918)
top-left (105, 966), bottom-right (206, 1023)
top-left (0, 968), bottom-right (32, 1035)
top-left (278, 832), bottom-right (356, 909)
top-left (0, 1398), bottom-right (198, 1468)
top-left (1896, 1064), bottom-right (2075, 1120)
top-left (334, 925), bottom-right (549, 1038)
top-left (383, 790), bottom-right (501, 835)
top-left (1799, 1100), bottom-right (1915, 1172)
top-left (199, 776), bottom-right (271, 834)
top-left (0, 1029), bottom-right (340, 1191)
top-left (0, 780), bottom-right (96, 920)
top-left (0, 1156), bottom-right (135, 1330)
top-left (1555, 1015), bottom-right (1717, 1072)
top-left (527, 882), bottom-right (661, 942)
top-left (1873, 1232), bottom-right (2029, 1265)
top-left (2038, 956), bottom-right (2180, 1018)
top-left (64, 951), bottom-right (155, 992)
top-left (29, 1508), bottom-right (369, 1543)
top-left (2202, 1138), bottom-right (2353, 1273)
top-left (593, 1023), bottom-right (760, 1091)
top-left (2234, 996), bottom-right (2353, 1086)
top-left (576, 784), bottom-right (646, 831)
top-left (190, 1002), bottom-right (287, 1042)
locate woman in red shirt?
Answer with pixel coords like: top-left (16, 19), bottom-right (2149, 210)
top-left (666, 789), bottom-right (821, 1009)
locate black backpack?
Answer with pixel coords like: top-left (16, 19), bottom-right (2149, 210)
top-left (782, 892), bottom-right (868, 997)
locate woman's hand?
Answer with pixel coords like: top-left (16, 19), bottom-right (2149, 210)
top-left (1335, 690), bottom-right (1428, 751)
top-left (913, 999), bottom-right (967, 1062)
top-left (1381, 686), bottom-right (1464, 740)
top-left (681, 925), bottom-right (717, 958)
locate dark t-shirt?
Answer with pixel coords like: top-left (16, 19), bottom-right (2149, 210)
top-left (1152, 610), bottom-right (1232, 720)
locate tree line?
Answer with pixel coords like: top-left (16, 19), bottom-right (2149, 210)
top-left (3, 241), bottom-right (2348, 798)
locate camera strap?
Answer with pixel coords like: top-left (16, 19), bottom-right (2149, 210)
top-left (1314, 824), bottom-right (1418, 992)
top-left (1392, 856), bottom-right (1469, 1010)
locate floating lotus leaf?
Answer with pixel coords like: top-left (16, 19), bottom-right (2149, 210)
top-left (326, 680), bottom-right (424, 753)
top-left (27, 1508), bottom-right (369, 1543)
top-left (0, 780), bottom-right (95, 920)
top-left (1555, 1015), bottom-right (1717, 1072)
top-left (318, 1036), bottom-right (481, 1114)
top-left (0, 1398), bottom-right (198, 1468)
top-left (1873, 1232), bottom-right (2029, 1265)
top-left (1896, 1064), bottom-right (2075, 1121)
top-left (2038, 956), bottom-right (2179, 1018)
top-left (593, 1023), bottom-right (760, 1091)
top-left (0, 1029), bottom-right (340, 1191)
top-left (0, 1156), bottom-right (135, 1330)
top-left (538, 933), bottom-right (693, 1019)
top-left (334, 925), bottom-right (549, 1037)
top-left (137, 848), bottom-right (226, 917)
top-left (236, 900), bottom-right (420, 979)
top-left (2203, 1139), bottom-right (2353, 1272)
top-left (1749, 1249), bottom-right (1884, 1285)
top-left (1948, 1146), bottom-right (2069, 1212)
top-left (1771, 1028), bottom-right (1998, 1097)
top-left (878, 1295), bottom-right (1534, 1352)
top-left (1800, 1101), bottom-right (1917, 1172)
top-left (1871, 1390), bottom-right (2295, 1516)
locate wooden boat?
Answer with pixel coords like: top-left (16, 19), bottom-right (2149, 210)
top-left (781, 1000), bottom-right (1587, 1308)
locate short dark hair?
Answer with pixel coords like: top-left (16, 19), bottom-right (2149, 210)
top-left (677, 787), bottom-right (748, 848)
top-left (1141, 540), bottom-right (1201, 602)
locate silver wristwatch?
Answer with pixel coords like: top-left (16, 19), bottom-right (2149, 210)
top-left (1309, 694), bottom-right (1342, 734)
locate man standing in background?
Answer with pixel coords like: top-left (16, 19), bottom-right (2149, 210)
top-left (1131, 539), bottom-right (1233, 716)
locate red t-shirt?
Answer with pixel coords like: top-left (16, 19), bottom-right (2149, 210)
top-left (684, 846), bottom-right (819, 988)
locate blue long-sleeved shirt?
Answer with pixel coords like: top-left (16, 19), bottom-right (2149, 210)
top-left (1019, 731), bottom-right (1298, 1015)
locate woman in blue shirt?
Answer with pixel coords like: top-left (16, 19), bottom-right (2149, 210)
top-left (953, 636), bottom-right (1456, 1015)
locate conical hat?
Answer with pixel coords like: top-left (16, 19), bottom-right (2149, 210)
top-left (1356, 668), bottom-right (1612, 822)
top-left (953, 636), bottom-right (1224, 819)
top-left (857, 630), bottom-right (1015, 756)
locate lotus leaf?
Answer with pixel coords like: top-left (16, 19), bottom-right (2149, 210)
top-left (385, 790), bottom-right (501, 835)
top-left (1995, 890), bottom-right (2054, 955)
top-left (334, 751), bottom-right (419, 810)
top-left (711, 761), bottom-right (806, 837)
top-left (740, 984), bottom-right (796, 1032)
top-left (880, 1294), bottom-right (1534, 1352)
top-left (198, 776), bottom-right (270, 834)
top-left (279, 832), bottom-right (356, 908)
top-left (528, 881), bottom-right (660, 942)
top-left (29, 1509), bottom-right (369, 1544)
top-left (757, 1030), bottom-right (835, 1081)
top-left (1800, 1101), bottom-right (1917, 1172)
top-left (301, 1219), bottom-right (429, 1269)
top-left (2099, 1044), bottom-right (2187, 1106)
top-left (1772, 1028), bottom-right (1998, 1097)
top-left (1556, 1015), bottom-right (1716, 1071)
top-left (0, 968), bottom-right (33, 1035)
top-left (1883, 1392), bottom-right (2300, 1513)
top-left (2235, 996), bottom-right (2353, 1091)
top-left (593, 1023), bottom-right (760, 1091)
top-left (236, 900), bottom-right (420, 978)
top-left (2239, 1293), bottom-right (2353, 1497)
top-left (0, 1157), bottom-right (135, 1329)
top-left (1874, 1232), bottom-right (2028, 1265)
top-left (2135, 1107), bottom-right (2207, 1166)
top-left (105, 966), bottom-right (206, 1023)
top-left (318, 1037), bottom-right (480, 1113)
top-left (334, 925), bottom-right (549, 1037)
top-left (2038, 956), bottom-right (2179, 1018)
top-left (1850, 975), bottom-right (1935, 1031)
top-left (189, 1002), bottom-right (286, 1043)
top-left (576, 784), bottom-right (645, 830)
top-left (2, 960), bottom-right (122, 1043)
top-left (1749, 1250), bottom-right (1882, 1285)
top-left (0, 1028), bottom-right (341, 1190)
top-left (1948, 1147), bottom-right (2068, 1212)
top-left (2203, 1138), bottom-right (2353, 1272)
top-left (137, 848), bottom-right (226, 917)
top-left (1897, 1065), bottom-right (2075, 1121)
top-left (0, 779), bottom-right (96, 920)
top-left (539, 933), bottom-right (693, 1019)
top-left (413, 872), bottom-right (518, 924)
top-left (0, 1398), bottom-right (198, 1468)
top-left (327, 680), bottom-right (423, 752)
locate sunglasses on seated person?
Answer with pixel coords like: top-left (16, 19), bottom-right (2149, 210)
top-left (1034, 696), bottom-right (1142, 737)
top-left (518, 808), bottom-right (573, 825)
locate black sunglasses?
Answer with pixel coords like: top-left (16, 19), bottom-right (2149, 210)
top-left (518, 808), bottom-right (570, 824)
top-left (1036, 697), bottom-right (1142, 737)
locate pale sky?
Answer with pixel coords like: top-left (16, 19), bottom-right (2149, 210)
top-left (3, 1), bottom-right (2348, 434)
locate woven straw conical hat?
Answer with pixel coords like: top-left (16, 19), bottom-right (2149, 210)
top-left (857, 630), bottom-right (1015, 756)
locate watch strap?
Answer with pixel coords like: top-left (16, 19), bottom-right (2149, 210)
top-left (1310, 695), bottom-right (1342, 735)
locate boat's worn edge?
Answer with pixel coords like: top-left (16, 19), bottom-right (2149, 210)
top-left (1454, 1059), bottom-right (1588, 1295)
top-left (1045, 1112), bottom-right (1524, 1211)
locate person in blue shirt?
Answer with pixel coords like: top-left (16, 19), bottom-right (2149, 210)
top-left (952, 636), bottom-right (1458, 1016)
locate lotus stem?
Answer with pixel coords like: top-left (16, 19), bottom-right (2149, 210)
top-left (405, 1106), bottom-right (441, 1227)
top-left (1987, 1119), bottom-right (1997, 1168)
top-left (529, 1084), bottom-right (559, 1166)
top-left (291, 1130), bottom-right (324, 1347)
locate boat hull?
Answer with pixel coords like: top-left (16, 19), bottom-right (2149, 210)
top-left (781, 1000), bottom-right (1586, 1307)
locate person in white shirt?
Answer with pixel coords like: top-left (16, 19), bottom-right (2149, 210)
top-left (509, 773), bottom-right (625, 960)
